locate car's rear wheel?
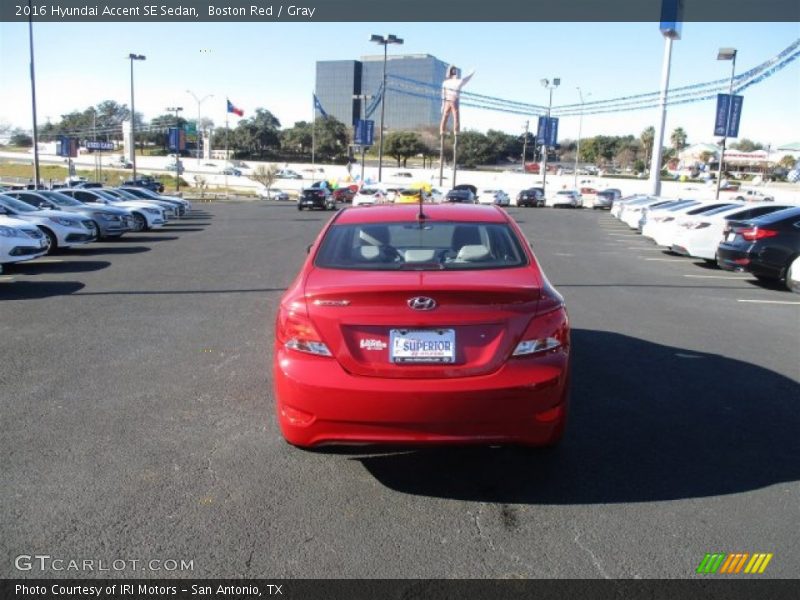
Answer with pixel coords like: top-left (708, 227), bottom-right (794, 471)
top-left (297, 205), bottom-right (303, 211)
top-left (785, 256), bottom-right (799, 292)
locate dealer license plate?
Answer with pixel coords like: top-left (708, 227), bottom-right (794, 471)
top-left (390, 329), bottom-right (455, 364)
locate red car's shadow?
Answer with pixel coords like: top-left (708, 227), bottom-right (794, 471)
top-left (341, 329), bottom-right (800, 504)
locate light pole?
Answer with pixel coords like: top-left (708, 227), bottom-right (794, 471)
top-left (573, 87), bottom-right (590, 190)
top-left (540, 77), bottom-right (560, 197)
top-left (715, 47), bottom-right (738, 200)
top-left (353, 93), bottom-right (372, 183)
top-left (186, 90), bottom-right (213, 164)
top-left (127, 53), bottom-right (145, 180)
top-left (28, 0), bottom-right (41, 189)
top-left (166, 106), bottom-right (184, 192)
top-left (521, 120), bottom-right (529, 172)
top-left (369, 33), bottom-right (403, 183)
top-left (649, 21), bottom-right (681, 196)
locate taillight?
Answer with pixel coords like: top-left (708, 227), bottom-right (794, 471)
top-left (741, 227), bottom-right (779, 241)
top-left (276, 301), bottom-right (332, 357)
top-left (513, 283), bottom-right (568, 357)
top-left (513, 307), bottom-right (569, 357)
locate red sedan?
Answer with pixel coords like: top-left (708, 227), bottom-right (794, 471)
top-left (273, 203), bottom-right (570, 448)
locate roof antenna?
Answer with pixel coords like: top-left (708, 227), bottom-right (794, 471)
top-left (417, 189), bottom-right (427, 222)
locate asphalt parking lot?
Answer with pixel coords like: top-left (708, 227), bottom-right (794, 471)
top-left (1, 202), bottom-right (798, 579)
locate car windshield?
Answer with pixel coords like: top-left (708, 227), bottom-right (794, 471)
top-left (123, 187), bottom-right (156, 199)
top-left (40, 191), bottom-right (83, 206)
top-left (315, 221), bottom-right (528, 271)
top-left (108, 189), bottom-right (140, 200)
top-left (0, 194), bottom-right (39, 212)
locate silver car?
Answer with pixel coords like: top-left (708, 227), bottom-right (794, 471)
top-left (6, 190), bottom-right (133, 239)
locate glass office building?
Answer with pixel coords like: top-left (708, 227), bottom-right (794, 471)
top-left (315, 54), bottom-right (450, 131)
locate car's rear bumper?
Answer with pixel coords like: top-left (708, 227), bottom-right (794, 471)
top-left (274, 346), bottom-right (570, 447)
top-left (716, 243), bottom-right (752, 271)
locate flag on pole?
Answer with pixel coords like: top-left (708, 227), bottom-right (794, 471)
top-left (226, 99), bottom-right (244, 117)
top-left (313, 93), bottom-right (329, 119)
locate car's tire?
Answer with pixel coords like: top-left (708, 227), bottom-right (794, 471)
top-left (39, 227), bottom-right (57, 253)
top-left (297, 205), bottom-right (303, 211)
top-left (91, 220), bottom-right (102, 240)
top-left (785, 256), bottom-right (799, 293)
top-left (131, 212), bottom-right (147, 232)
top-left (735, 196), bottom-right (745, 202)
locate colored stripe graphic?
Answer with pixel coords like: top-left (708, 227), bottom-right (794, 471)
top-left (697, 553), bottom-right (726, 573)
top-left (744, 553), bottom-right (773, 574)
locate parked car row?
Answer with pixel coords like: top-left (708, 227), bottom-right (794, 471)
top-left (611, 194), bottom-right (800, 291)
top-left (0, 185), bottom-right (192, 271)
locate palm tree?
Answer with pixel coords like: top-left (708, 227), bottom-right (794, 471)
top-left (670, 127), bottom-right (688, 153)
top-left (640, 126), bottom-right (655, 169)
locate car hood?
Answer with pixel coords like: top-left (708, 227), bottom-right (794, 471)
top-left (26, 208), bottom-right (89, 221)
top-left (0, 215), bottom-right (40, 230)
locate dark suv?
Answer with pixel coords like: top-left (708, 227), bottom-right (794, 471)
top-left (123, 177), bottom-right (165, 193)
top-left (298, 188), bottom-right (335, 211)
top-left (517, 187), bottom-right (545, 207)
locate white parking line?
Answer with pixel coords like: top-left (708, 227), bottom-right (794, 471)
top-left (683, 274), bottom-right (750, 280)
top-left (608, 233), bottom-right (640, 237)
top-left (554, 253), bottom-right (575, 257)
top-left (0, 276), bottom-right (15, 282)
top-left (627, 246), bottom-right (664, 250)
top-left (737, 299), bottom-right (800, 305)
top-left (28, 259), bottom-right (64, 264)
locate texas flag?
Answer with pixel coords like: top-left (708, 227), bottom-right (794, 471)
top-left (226, 99), bottom-right (244, 117)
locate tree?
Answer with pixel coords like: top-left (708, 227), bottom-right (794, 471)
top-left (730, 139), bottom-right (763, 152)
top-left (698, 150), bottom-right (715, 165)
top-left (231, 108), bottom-right (281, 158)
top-left (454, 131), bottom-right (494, 168)
top-left (670, 127), bottom-right (688, 153)
top-left (9, 130), bottom-right (33, 147)
top-left (485, 129), bottom-right (521, 163)
top-left (252, 164), bottom-right (279, 196)
top-left (314, 116), bottom-right (349, 161)
top-left (280, 121), bottom-right (313, 156)
top-left (383, 131), bottom-right (425, 167)
top-left (778, 155), bottom-right (796, 169)
top-left (640, 126), bottom-right (655, 167)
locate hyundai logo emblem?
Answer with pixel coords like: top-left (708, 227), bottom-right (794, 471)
top-left (407, 296), bottom-right (437, 311)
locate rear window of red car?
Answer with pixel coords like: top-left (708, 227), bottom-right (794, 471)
top-left (314, 221), bottom-right (528, 271)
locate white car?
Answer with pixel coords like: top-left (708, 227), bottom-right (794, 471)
top-left (477, 189), bottom-right (510, 206)
top-left (611, 194), bottom-right (653, 219)
top-left (638, 200), bottom-right (701, 234)
top-left (59, 188), bottom-right (167, 231)
top-left (547, 190), bottom-right (583, 208)
top-left (643, 201), bottom-right (740, 247)
top-left (0, 215), bottom-right (49, 269)
top-left (118, 186), bottom-right (191, 215)
top-left (352, 187), bottom-right (386, 207)
top-left (0, 194), bottom-right (96, 252)
top-left (620, 198), bottom-right (675, 229)
top-left (670, 203), bottom-right (793, 261)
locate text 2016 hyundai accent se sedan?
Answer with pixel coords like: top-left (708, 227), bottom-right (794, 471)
top-left (273, 204), bottom-right (571, 448)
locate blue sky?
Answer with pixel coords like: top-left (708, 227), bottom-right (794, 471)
top-left (1, 21), bottom-right (798, 147)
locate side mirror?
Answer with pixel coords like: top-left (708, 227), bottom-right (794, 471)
top-left (306, 244), bottom-right (313, 254)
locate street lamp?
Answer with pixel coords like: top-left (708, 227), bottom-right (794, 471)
top-left (353, 93), bottom-right (372, 183)
top-left (540, 77), bottom-right (560, 197)
top-left (370, 33), bottom-right (403, 183)
top-left (715, 47), bottom-right (738, 200)
top-left (573, 87), bottom-right (590, 190)
top-left (166, 107), bottom-right (184, 192)
top-left (127, 53), bottom-right (146, 179)
top-left (186, 90), bottom-right (214, 164)
top-left (28, 0), bottom-right (41, 189)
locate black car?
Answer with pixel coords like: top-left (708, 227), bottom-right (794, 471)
top-left (298, 188), bottom-right (335, 211)
top-left (716, 206), bottom-right (800, 288)
top-left (444, 189), bottom-right (476, 203)
top-left (517, 187), bottom-right (545, 207)
top-left (123, 177), bottom-right (165, 193)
